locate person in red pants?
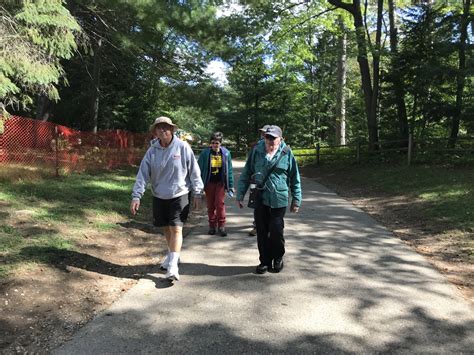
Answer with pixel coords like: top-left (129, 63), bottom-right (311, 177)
top-left (198, 132), bottom-right (234, 237)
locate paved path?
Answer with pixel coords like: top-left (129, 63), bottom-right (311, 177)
top-left (55, 161), bottom-right (473, 354)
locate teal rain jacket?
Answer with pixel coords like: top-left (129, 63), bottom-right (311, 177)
top-left (237, 140), bottom-right (302, 208)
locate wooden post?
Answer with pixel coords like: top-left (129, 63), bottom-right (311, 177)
top-left (407, 133), bottom-right (412, 166)
top-left (316, 142), bottom-right (320, 165)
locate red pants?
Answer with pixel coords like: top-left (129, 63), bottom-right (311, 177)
top-left (204, 181), bottom-right (226, 228)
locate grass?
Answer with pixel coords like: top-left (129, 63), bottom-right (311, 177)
top-left (293, 144), bottom-right (474, 167)
top-left (0, 167), bottom-right (151, 279)
top-left (309, 163), bottom-right (474, 232)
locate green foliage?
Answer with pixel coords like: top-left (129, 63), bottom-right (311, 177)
top-left (48, 0), bottom-right (225, 131)
top-left (169, 105), bottom-right (217, 143)
top-left (0, 0), bottom-right (81, 110)
top-left (381, 2), bottom-right (473, 140)
top-left (2, 0), bottom-right (471, 146)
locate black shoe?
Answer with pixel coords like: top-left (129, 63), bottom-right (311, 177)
top-left (248, 227), bottom-right (257, 236)
top-left (256, 264), bottom-right (269, 274)
top-left (273, 258), bottom-right (284, 273)
top-left (208, 228), bottom-right (216, 235)
top-left (218, 227), bottom-right (227, 237)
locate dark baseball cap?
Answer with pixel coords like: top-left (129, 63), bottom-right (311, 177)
top-left (265, 125), bottom-right (282, 138)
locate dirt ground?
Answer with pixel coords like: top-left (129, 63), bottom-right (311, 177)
top-left (0, 209), bottom-right (205, 354)
top-left (1, 169), bottom-right (472, 353)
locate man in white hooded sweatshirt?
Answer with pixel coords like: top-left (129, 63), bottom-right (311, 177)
top-left (130, 116), bottom-right (204, 281)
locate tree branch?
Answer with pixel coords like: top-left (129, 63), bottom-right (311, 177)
top-left (273, 7), bottom-right (338, 42)
top-left (327, 0), bottom-right (354, 14)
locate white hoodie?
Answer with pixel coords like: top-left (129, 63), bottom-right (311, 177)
top-left (131, 137), bottom-right (203, 200)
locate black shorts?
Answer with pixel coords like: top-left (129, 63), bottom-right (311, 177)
top-left (152, 194), bottom-right (190, 227)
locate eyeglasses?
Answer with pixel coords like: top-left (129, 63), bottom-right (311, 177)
top-left (210, 141), bottom-right (221, 145)
top-left (155, 124), bottom-right (172, 131)
top-left (264, 135), bottom-right (277, 141)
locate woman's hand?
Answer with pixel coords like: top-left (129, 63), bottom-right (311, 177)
top-left (193, 195), bottom-right (203, 210)
top-left (130, 199), bottom-right (140, 215)
top-left (236, 200), bottom-right (244, 209)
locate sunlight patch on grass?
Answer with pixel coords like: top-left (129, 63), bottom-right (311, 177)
top-left (420, 189), bottom-right (469, 200)
top-left (86, 180), bottom-right (131, 191)
top-left (92, 210), bottom-right (123, 222)
top-left (107, 174), bottom-right (136, 182)
top-left (0, 164), bottom-right (54, 182)
top-left (93, 222), bottom-right (117, 231)
top-left (0, 191), bottom-right (14, 201)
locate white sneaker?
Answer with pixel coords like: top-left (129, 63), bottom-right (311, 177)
top-left (160, 254), bottom-right (170, 270)
top-left (160, 254), bottom-right (180, 270)
top-left (166, 265), bottom-right (180, 281)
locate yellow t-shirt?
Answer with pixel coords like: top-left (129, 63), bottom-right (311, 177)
top-left (210, 150), bottom-right (222, 182)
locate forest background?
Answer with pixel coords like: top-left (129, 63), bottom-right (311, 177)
top-left (1, 0), bottom-right (472, 149)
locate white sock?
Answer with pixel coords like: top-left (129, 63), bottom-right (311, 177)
top-left (169, 252), bottom-right (180, 268)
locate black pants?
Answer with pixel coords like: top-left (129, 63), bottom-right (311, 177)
top-left (254, 204), bottom-right (286, 266)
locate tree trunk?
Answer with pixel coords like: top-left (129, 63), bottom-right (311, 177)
top-left (370, 0), bottom-right (383, 149)
top-left (449, 0), bottom-right (470, 148)
top-left (335, 18), bottom-right (347, 145)
top-left (388, 0), bottom-right (409, 144)
top-left (328, 0), bottom-right (378, 150)
top-left (35, 95), bottom-right (51, 121)
top-left (90, 38), bottom-right (102, 134)
top-left (354, 3), bottom-right (377, 150)
top-left (254, 76), bottom-right (260, 132)
top-left (306, 7), bottom-right (317, 146)
top-left (410, 93), bottom-right (418, 136)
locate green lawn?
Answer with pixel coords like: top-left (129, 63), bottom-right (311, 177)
top-left (0, 168), bottom-right (150, 279)
top-left (306, 163), bottom-right (474, 232)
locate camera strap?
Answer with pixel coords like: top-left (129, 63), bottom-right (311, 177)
top-left (257, 146), bottom-right (290, 189)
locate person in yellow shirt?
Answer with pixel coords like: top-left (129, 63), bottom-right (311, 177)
top-left (197, 132), bottom-right (234, 237)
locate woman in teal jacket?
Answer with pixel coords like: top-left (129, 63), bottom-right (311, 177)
top-left (237, 125), bottom-right (302, 274)
top-left (198, 132), bottom-right (234, 237)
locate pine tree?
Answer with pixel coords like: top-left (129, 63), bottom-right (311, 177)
top-left (0, 0), bottom-right (81, 112)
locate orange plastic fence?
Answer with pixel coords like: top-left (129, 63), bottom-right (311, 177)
top-left (0, 115), bottom-right (151, 175)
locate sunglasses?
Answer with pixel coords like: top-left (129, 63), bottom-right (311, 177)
top-left (210, 141), bottom-right (221, 145)
top-left (264, 135), bottom-right (277, 141)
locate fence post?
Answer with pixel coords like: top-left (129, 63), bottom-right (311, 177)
top-left (356, 138), bottom-right (360, 164)
top-left (407, 133), bottom-right (412, 166)
top-left (54, 126), bottom-right (59, 177)
top-left (316, 142), bottom-right (320, 165)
